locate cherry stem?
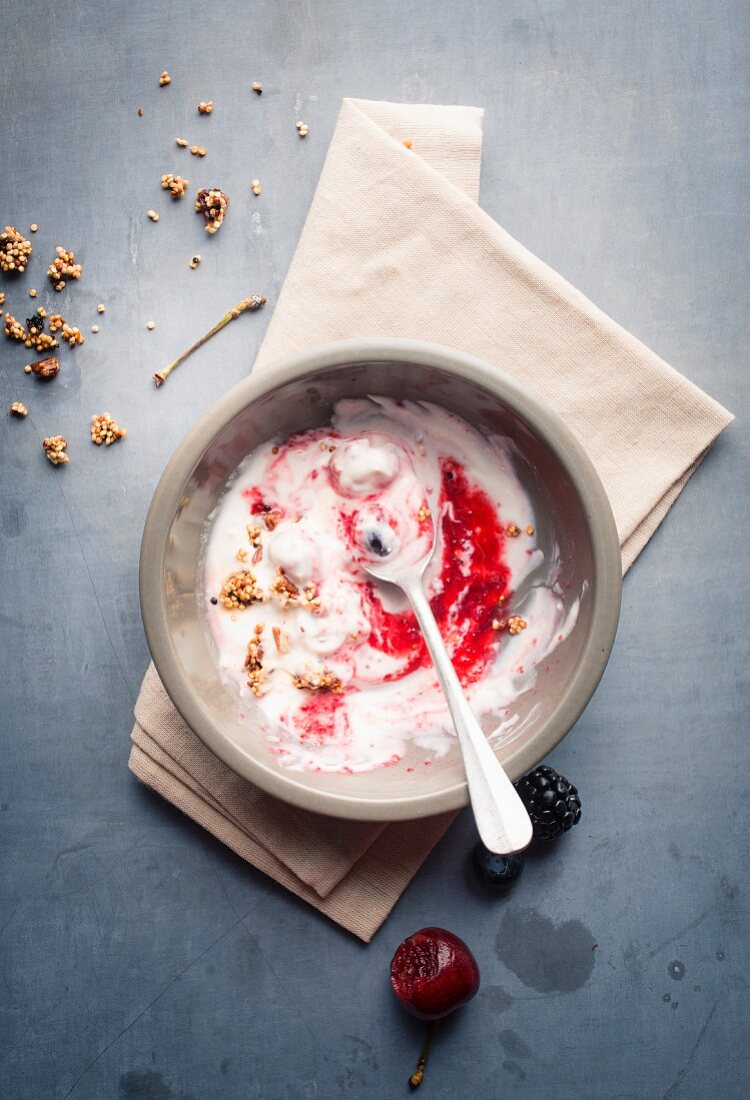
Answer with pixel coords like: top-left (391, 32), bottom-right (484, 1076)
top-left (152, 295), bottom-right (266, 387)
top-left (409, 1019), bottom-right (438, 1089)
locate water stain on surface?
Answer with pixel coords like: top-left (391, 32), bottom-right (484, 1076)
top-left (118, 1070), bottom-right (195, 1100)
top-left (503, 1060), bottom-right (527, 1080)
top-left (499, 1029), bottom-right (531, 1059)
top-left (484, 985), bottom-right (513, 1013)
top-left (495, 908), bottom-right (596, 993)
top-left (668, 960), bottom-right (686, 981)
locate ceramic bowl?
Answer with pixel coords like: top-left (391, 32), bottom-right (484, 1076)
top-left (140, 339), bottom-right (621, 821)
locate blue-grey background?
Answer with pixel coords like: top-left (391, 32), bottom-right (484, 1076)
top-left (1, 1), bottom-right (747, 1097)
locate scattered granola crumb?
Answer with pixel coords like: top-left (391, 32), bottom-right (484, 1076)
top-left (236, 547), bottom-right (249, 563)
top-left (0, 293), bottom-right (4, 307)
top-left (28, 288), bottom-right (37, 298)
top-left (43, 435), bottom-right (69, 465)
top-left (61, 323), bottom-right (84, 347)
top-left (198, 100), bottom-right (213, 114)
top-left (403, 139), bottom-right (413, 148)
top-left (48, 314), bottom-right (65, 332)
top-left (507, 615), bottom-right (527, 635)
top-left (161, 173), bottom-right (189, 199)
top-left (220, 571), bottom-right (264, 609)
top-left (295, 120), bottom-right (309, 137)
top-left (47, 246), bottom-right (82, 292)
top-left (262, 510), bottom-right (281, 531)
top-left (137, 107), bottom-right (144, 117)
top-left (24, 311), bottom-right (57, 352)
top-left (195, 187), bottom-right (229, 233)
top-left (37, 307), bottom-right (47, 317)
top-left (491, 618), bottom-right (506, 631)
top-left (175, 137), bottom-right (188, 148)
top-left (497, 594), bottom-right (506, 604)
top-left (146, 320), bottom-right (155, 330)
top-left (1, 227), bottom-right (32, 273)
top-left (251, 179), bottom-right (261, 196)
top-left (97, 303), bottom-right (105, 313)
top-left (30, 223), bottom-right (38, 233)
top-left (159, 70), bottom-right (171, 86)
top-left (90, 411), bottom-right (127, 446)
top-left (91, 324), bottom-right (99, 333)
top-left (271, 445), bottom-right (279, 454)
top-left (147, 209), bottom-right (160, 222)
top-left (24, 356), bottom-right (59, 379)
top-left (417, 503), bottom-right (431, 523)
top-left (506, 523), bottom-right (521, 538)
top-left (189, 254), bottom-right (202, 269)
top-left (526, 525), bottom-right (535, 536)
top-left (251, 81), bottom-right (263, 94)
top-left (9, 401), bottom-right (28, 417)
top-left (190, 145), bottom-right (207, 157)
top-left (292, 669), bottom-right (343, 693)
top-left (4, 312), bottom-right (27, 342)
top-left (246, 524), bottom-right (263, 546)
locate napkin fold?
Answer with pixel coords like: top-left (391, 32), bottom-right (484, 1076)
top-left (129, 98), bottom-right (733, 941)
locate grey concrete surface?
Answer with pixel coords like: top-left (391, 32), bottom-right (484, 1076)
top-left (1, 1), bottom-right (747, 1098)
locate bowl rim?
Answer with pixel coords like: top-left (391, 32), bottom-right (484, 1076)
top-left (140, 338), bottom-right (622, 821)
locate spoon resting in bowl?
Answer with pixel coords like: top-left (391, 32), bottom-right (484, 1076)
top-left (360, 517), bottom-right (533, 855)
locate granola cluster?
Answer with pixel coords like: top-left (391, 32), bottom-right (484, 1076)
top-left (507, 615), bottom-right (527, 635)
top-left (244, 623), bottom-right (266, 695)
top-left (24, 311), bottom-right (57, 352)
top-left (9, 401), bottom-right (28, 417)
top-left (161, 173), bottom-right (189, 199)
top-left (269, 569), bottom-right (321, 612)
top-left (292, 669), bottom-right (344, 693)
top-left (47, 247), bottom-right (82, 291)
top-left (0, 226), bottom-right (32, 273)
top-left (159, 70), bottom-right (171, 86)
top-left (90, 412), bottom-right (127, 446)
top-left (61, 322), bottom-right (84, 347)
top-left (197, 100), bottom-right (213, 114)
top-left (219, 570), bottom-right (264, 609)
top-left (25, 356), bottom-right (60, 380)
top-left (4, 312), bottom-right (26, 342)
top-left (43, 435), bottom-right (69, 465)
top-left (195, 188), bottom-right (229, 233)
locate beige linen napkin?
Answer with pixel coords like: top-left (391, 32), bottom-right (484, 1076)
top-left (129, 98), bottom-right (733, 941)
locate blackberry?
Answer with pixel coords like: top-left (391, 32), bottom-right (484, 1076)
top-left (472, 842), bottom-right (525, 889)
top-left (515, 764), bottom-right (581, 841)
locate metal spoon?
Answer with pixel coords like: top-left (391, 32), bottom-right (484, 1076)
top-left (362, 520), bottom-right (533, 855)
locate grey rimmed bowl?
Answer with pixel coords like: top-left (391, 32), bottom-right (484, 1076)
top-left (140, 339), bottom-right (621, 821)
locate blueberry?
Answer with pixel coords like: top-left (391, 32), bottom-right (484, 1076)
top-left (472, 842), bottom-right (525, 890)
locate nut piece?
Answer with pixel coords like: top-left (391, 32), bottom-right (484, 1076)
top-left (47, 246), bottom-right (82, 291)
top-left (43, 435), bottom-right (69, 465)
top-left (147, 209), bottom-right (160, 222)
top-left (219, 571), bottom-right (264, 609)
top-left (295, 120), bottom-right (309, 137)
top-left (190, 145), bottom-right (207, 157)
top-left (9, 401), bottom-right (28, 417)
top-left (175, 137), bottom-right (188, 147)
top-left (251, 81), bottom-right (263, 94)
top-left (137, 108), bottom-right (144, 117)
top-left (4, 312), bottom-right (28, 342)
top-left (198, 100), bottom-right (213, 114)
top-left (161, 173), bottom-right (189, 199)
top-left (27, 356), bottom-right (60, 379)
top-left (195, 187), bottom-right (229, 233)
top-left (251, 179), bottom-right (262, 196)
top-left (90, 412), bottom-right (127, 446)
top-left (159, 70), bottom-right (171, 86)
top-left (189, 254), bottom-right (201, 269)
top-left (292, 669), bottom-right (343, 693)
top-left (0, 226), bottom-right (32, 273)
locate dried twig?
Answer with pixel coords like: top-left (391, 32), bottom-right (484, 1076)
top-left (153, 296), bottom-right (267, 387)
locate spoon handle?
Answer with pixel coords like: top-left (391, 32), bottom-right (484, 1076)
top-left (405, 580), bottom-right (533, 854)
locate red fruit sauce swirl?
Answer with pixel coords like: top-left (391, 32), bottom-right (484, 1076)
top-left (364, 458), bottom-right (510, 685)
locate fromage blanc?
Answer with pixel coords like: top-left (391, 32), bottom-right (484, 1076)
top-left (203, 397), bottom-right (579, 773)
